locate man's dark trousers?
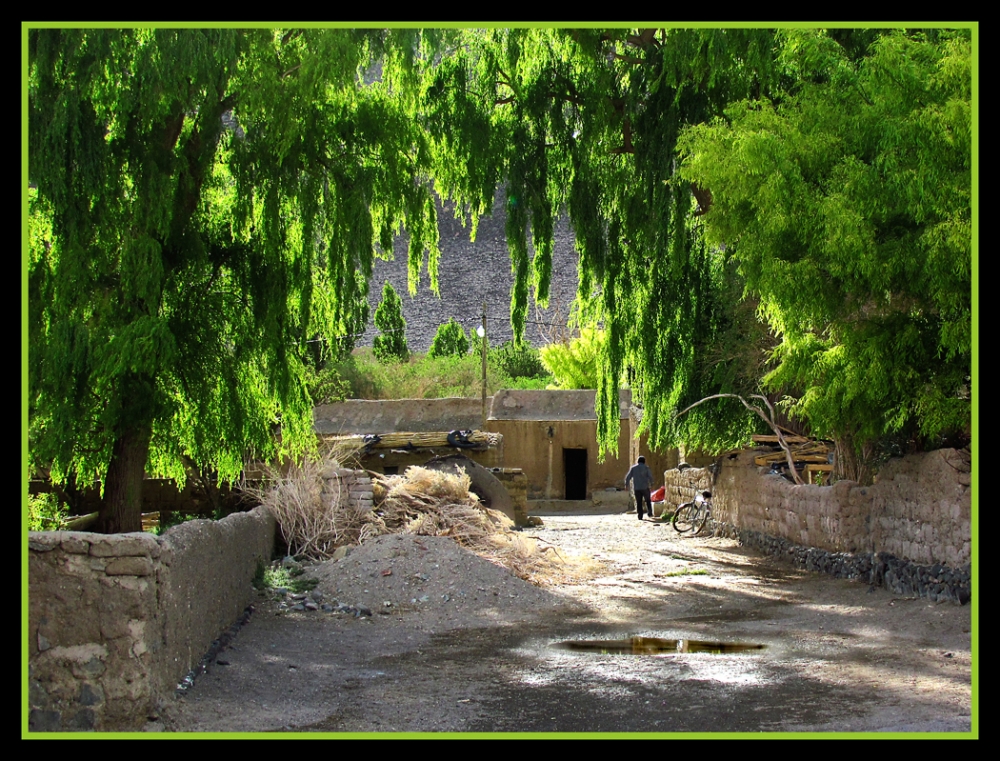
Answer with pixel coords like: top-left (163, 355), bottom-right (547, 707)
top-left (634, 488), bottom-right (652, 519)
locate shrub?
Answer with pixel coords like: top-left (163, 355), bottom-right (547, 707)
top-left (28, 492), bottom-right (67, 531)
top-left (304, 364), bottom-right (350, 405)
top-left (490, 340), bottom-right (549, 380)
top-left (339, 349), bottom-right (510, 399)
top-left (539, 328), bottom-right (607, 389)
top-left (372, 282), bottom-right (409, 363)
top-left (428, 318), bottom-right (470, 358)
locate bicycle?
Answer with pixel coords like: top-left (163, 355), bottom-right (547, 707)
top-left (672, 490), bottom-right (713, 536)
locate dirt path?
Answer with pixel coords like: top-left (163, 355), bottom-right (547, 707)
top-left (158, 514), bottom-right (974, 735)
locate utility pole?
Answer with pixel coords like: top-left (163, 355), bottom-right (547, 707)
top-left (480, 301), bottom-right (488, 431)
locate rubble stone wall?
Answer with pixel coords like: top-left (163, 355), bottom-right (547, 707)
top-left (319, 466), bottom-right (374, 515)
top-left (704, 449), bottom-right (972, 603)
top-left (662, 467), bottom-right (714, 509)
top-left (28, 507), bottom-right (276, 732)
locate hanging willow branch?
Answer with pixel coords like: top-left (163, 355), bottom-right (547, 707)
top-left (675, 394), bottom-right (805, 484)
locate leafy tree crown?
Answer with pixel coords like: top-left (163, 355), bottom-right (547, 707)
top-left (372, 282), bottom-right (409, 363)
top-left (428, 318), bottom-right (470, 358)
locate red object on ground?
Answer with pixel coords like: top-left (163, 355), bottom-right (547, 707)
top-left (650, 486), bottom-right (665, 502)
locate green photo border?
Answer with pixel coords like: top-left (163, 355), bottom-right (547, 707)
top-left (22, 19), bottom-right (978, 741)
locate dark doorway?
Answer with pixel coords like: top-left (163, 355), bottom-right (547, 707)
top-left (563, 448), bottom-right (588, 500)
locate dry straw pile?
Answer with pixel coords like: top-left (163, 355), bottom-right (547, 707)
top-left (250, 459), bottom-right (567, 583)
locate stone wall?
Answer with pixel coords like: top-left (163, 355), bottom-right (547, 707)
top-left (662, 466), bottom-right (714, 509)
top-left (704, 449), bottom-right (972, 603)
top-left (28, 507), bottom-right (277, 732)
top-left (317, 466), bottom-right (374, 515)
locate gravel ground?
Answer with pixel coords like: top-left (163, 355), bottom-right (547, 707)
top-left (158, 513), bottom-right (974, 736)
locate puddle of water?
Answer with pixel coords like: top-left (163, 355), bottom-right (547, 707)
top-left (556, 636), bottom-right (766, 655)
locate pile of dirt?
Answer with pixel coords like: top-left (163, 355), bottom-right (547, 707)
top-left (305, 533), bottom-right (586, 632)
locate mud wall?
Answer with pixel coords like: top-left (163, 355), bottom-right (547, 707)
top-left (28, 507), bottom-right (277, 732)
top-left (707, 449), bottom-right (972, 603)
top-left (662, 466), bottom-right (714, 508)
top-left (489, 418), bottom-right (633, 499)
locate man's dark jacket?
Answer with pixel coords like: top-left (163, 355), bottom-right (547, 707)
top-left (625, 462), bottom-right (654, 491)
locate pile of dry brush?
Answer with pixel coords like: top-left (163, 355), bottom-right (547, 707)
top-left (248, 459), bottom-right (566, 583)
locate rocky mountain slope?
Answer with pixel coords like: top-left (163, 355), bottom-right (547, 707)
top-left (359, 189), bottom-right (582, 352)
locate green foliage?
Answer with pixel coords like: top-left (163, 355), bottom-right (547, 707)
top-left (303, 364), bottom-right (350, 406)
top-left (28, 29), bottom-right (446, 530)
top-left (421, 28), bottom-right (789, 458)
top-left (335, 347), bottom-right (550, 399)
top-left (489, 340), bottom-right (550, 381)
top-left (428, 318), bottom-right (470, 358)
top-left (27, 493), bottom-right (67, 531)
top-left (539, 328), bottom-right (607, 390)
top-left (421, 27), bottom-right (971, 462)
top-left (252, 561), bottom-right (318, 593)
top-left (372, 282), bottom-right (409, 363)
top-left (28, 25), bottom-right (972, 530)
top-left (678, 29), bottom-right (972, 452)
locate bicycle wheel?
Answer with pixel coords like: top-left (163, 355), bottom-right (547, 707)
top-left (672, 503), bottom-right (695, 533)
top-left (691, 504), bottom-right (711, 536)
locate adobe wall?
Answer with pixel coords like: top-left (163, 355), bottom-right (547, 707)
top-left (490, 418), bottom-right (633, 499)
top-left (675, 449), bottom-right (973, 603)
top-left (28, 507), bottom-right (277, 732)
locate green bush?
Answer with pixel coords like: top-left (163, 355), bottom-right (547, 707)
top-left (304, 364), bottom-right (350, 405)
top-left (28, 492), bottom-right (67, 531)
top-left (333, 343), bottom-right (556, 400)
top-left (539, 328), bottom-right (607, 389)
top-left (372, 282), bottom-right (409, 363)
top-left (489, 340), bottom-right (549, 380)
top-left (428, 318), bottom-right (470, 358)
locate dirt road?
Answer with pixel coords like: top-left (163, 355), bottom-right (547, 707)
top-left (158, 514), bottom-right (974, 736)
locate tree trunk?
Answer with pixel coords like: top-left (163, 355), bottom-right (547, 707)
top-left (97, 422), bottom-right (152, 533)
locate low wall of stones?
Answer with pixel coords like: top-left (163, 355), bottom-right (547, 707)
top-left (704, 449), bottom-right (972, 603)
top-left (318, 466), bottom-right (373, 516)
top-left (28, 507), bottom-right (277, 732)
top-left (661, 466), bottom-right (714, 509)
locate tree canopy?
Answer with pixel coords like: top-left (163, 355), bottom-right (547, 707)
top-left (419, 27), bottom-right (972, 467)
top-left (27, 28), bottom-right (446, 530)
top-left (678, 29), bottom-right (972, 465)
top-left (27, 25), bottom-right (973, 531)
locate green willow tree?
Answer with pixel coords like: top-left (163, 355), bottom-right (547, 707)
top-left (420, 27), bottom-right (970, 467)
top-left (419, 28), bottom-right (787, 457)
top-left (28, 28), bottom-right (446, 532)
top-left (678, 29), bottom-right (972, 472)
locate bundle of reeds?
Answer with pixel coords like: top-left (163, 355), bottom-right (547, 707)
top-left (373, 466), bottom-right (566, 581)
top-left (319, 430), bottom-right (501, 452)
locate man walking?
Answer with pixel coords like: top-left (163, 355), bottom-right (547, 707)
top-left (625, 455), bottom-right (655, 520)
